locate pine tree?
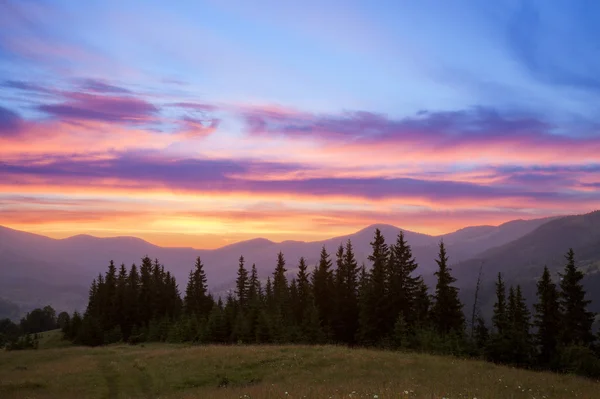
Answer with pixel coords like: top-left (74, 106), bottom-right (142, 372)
top-left (127, 264), bottom-right (140, 330)
top-left (333, 240), bottom-right (360, 345)
top-left (312, 246), bottom-right (334, 338)
top-left (235, 256), bottom-right (249, 310)
top-left (492, 273), bottom-right (508, 335)
top-left (248, 263), bottom-right (260, 302)
top-left (116, 263), bottom-right (129, 338)
top-left (431, 241), bottom-right (464, 335)
top-left (558, 248), bottom-right (595, 347)
top-left (508, 285), bottom-right (533, 365)
top-left (388, 231), bottom-right (421, 329)
top-left (412, 278), bottom-right (431, 328)
top-left (295, 257), bottom-right (311, 327)
top-left (358, 228), bottom-right (389, 345)
top-left (139, 256), bottom-right (154, 325)
top-left (534, 266), bottom-right (562, 367)
top-left (184, 257), bottom-right (213, 319)
top-left (272, 251), bottom-right (288, 305)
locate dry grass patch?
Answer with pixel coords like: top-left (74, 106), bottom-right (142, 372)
top-left (0, 344), bottom-right (598, 398)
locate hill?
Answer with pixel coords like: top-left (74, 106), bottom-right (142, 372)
top-left (452, 211), bottom-right (600, 318)
top-left (0, 214), bottom-right (568, 313)
top-left (1, 343), bottom-right (598, 398)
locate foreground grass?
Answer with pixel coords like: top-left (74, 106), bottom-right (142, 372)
top-left (0, 343), bottom-right (598, 398)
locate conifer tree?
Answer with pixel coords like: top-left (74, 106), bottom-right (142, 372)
top-left (295, 257), bottom-right (311, 327)
top-left (412, 278), bottom-right (431, 328)
top-left (272, 251), bottom-right (288, 305)
top-left (508, 285), bottom-right (533, 365)
top-left (235, 255), bottom-right (249, 310)
top-left (492, 273), bottom-right (508, 335)
top-left (139, 256), bottom-right (154, 325)
top-left (184, 257), bottom-right (213, 318)
top-left (116, 263), bottom-right (129, 338)
top-left (312, 246), bottom-right (334, 337)
top-left (248, 263), bottom-right (260, 302)
top-left (127, 264), bottom-right (140, 329)
top-left (388, 231), bottom-right (421, 329)
top-left (431, 241), bottom-right (464, 335)
top-left (534, 266), bottom-right (562, 366)
top-left (558, 248), bottom-right (595, 346)
top-left (334, 240), bottom-right (360, 344)
top-left (358, 228), bottom-right (389, 345)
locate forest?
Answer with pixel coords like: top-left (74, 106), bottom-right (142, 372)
top-left (5, 228), bottom-right (599, 377)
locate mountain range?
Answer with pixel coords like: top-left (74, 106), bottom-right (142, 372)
top-left (1, 211), bottom-right (599, 321)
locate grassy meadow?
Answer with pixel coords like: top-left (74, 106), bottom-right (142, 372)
top-left (1, 334), bottom-right (598, 398)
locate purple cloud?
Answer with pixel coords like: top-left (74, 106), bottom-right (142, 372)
top-left (171, 102), bottom-right (218, 112)
top-left (1, 152), bottom-right (597, 205)
top-left (241, 106), bottom-right (554, 145)
top-left (2, 80), bottom-right (52, 93)
top-left (77, 78), bottom-right (132, 94)
top-left (0, 106), bottom-right (24, 136)
top-left (37, 92), bottom-right (159, 123)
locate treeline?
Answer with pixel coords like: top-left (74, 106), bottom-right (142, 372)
top-left (0, 305), bottom-right (70, 349)
top-left (61, 229), bottom-right (600, 377)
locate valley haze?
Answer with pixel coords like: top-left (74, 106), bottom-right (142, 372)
top-left (3, 210), bottom-right (600, 319)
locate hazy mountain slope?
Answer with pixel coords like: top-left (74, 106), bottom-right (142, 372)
top-left (452, 211), bottom-right (600, 319)
top-left (0, 214), bottom-right (563, 312)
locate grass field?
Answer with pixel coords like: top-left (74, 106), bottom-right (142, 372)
top-left (1, 339), bottom-right (598, 398)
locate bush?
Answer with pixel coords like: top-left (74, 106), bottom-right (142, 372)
top-left (558, 345), bottom-right (600, 378)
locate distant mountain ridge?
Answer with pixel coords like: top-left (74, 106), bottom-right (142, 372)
top-left (0, 213), bottom-right (583, 314)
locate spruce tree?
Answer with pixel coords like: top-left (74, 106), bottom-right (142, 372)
top-left (509, 285), bottom-right (533, 365)
top-left (184, 257), bottom-right (212, 318)
top-left (248, 263), bottom-right (260, 302)
top-left (334, 240), bottom-right (360, 344)
top-left (358, 228), bottom-right (389, 345)
top-left (139, 256), bottom-right (154, 325)
top-left (127, 264), bottom-right (140, 330)
top-left (235, 256), bottom-right (249, 310)
top-left (116, 263), bottom-right (129, 338)
top-left (431, 241), bottom-right (464, 335)
top-left (558, 248), bottom-right (595, 346)
top-left (311, 246), bottom-right (334, 338)
top-left (492, 273), bottom-right (508, 335)
top-left (295, 257), bottom-right (311, 327)
top-left (272, 252), bottom-right (288, 306)
top-left (534, 266), bottom-right (562, 367)
top-left (388, 231), bottom-right (421, 329)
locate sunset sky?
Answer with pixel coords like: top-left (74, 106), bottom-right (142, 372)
top-left (1, 0), bottom-right (599, 248)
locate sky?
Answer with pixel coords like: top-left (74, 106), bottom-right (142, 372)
top-left (1, 0), bottom-right (599, 248)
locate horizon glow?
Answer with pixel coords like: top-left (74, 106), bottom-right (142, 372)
top-left (1, 1), bottom-right (599, 248)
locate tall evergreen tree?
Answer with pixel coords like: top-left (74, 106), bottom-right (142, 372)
top-left (358, 228), bottom-right (390, 345)
top-left (126, 264), bottom-right (140, 329)
top-left (295, 257), bottom-right (311, 326)
top-left (235, 256), bottom-right (249, 310)
top-left (184, 257), bottom-right (213, 318)
top-left (248, 263), bottom-right (260, 302)
top-left (534, 266), bottom-right (562, 366)
top-left (272, 252), bottom-right (288, 306)
top-left (139, 256), bottom-right (154, 325)
top-left (388, 231), bottom-right (421, 329)
top-left (431, 241), bottom-right (464, 335)
top-left (508, 285), bottom-right (533, 365)
top-left (115, 263), bottom-right (129, 338)
top-left (312, 246), bottom-right (334, 338)
top-left (558, 248), bottom-right (595, 346)
top-left (492, 273), bottom-right (508, 335)
top-left (334, 240), bottom-right (360, 344)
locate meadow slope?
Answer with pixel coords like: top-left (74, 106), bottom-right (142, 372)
top-left (0, 340), bottom-right (598, 399)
